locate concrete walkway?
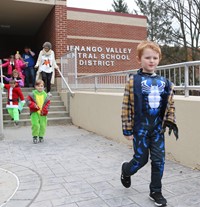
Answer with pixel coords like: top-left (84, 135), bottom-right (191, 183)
top-left (0, 124), bottom-right (200, 207)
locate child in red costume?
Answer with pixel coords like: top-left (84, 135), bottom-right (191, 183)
top-left (2, 79), bottom-right (25, 126)
top-left (26, 80), bottom-right (50, 144)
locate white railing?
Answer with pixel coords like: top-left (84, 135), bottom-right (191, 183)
top-left (73, 60), bottom-right (200, 96)
top-left (56, 67), bottom-right (74, 96)
top-left (156, 61), bottom-right (200, 96)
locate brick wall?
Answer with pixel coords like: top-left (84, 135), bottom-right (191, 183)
top-left (67, 7), bottom-right (147, 74)
top-left (67, 21), bottom-right (146, 40)
top-left (54, 5), bottom-right (67, 58)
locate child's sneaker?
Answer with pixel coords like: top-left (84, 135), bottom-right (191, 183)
top-left (33, 136), bottom-right (38, 144)
top-left (14, 121), bottom-right (19, 127)
top-left (120, 162), bottom-right (131, 188)
top-left (39, 137), bottom-right (44, 143)
top-left (149, 192), bottom-right (167, 206)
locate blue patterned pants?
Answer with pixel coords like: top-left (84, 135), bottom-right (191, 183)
top-left (123, 124), bottom-right (165, 193)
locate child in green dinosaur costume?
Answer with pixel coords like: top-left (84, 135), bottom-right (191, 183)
top-left (26, 79), bottom-right (50, 144)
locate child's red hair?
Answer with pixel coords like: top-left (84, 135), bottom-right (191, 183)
top-left (137, 40), bottom-right (162, 60)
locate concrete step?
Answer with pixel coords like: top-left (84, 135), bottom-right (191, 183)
top-left (3, 106), bottom-right (67, 114)
top-left (3, 111), bottom-right (69, 120)
top-left (1, 86), bottom-right (57, 93)
top-left (22, 86), bottom-right (57, 92)
top-left (2, 91), bottom-right (60, 97)
top-left (2, 87), bottom-right (72, 127)
top-left (3, 117), bottom-right (72, 127)
top-left (3, 100), bottom-right (65, 107)
top-left (2, 95), bottom-right (62, 102)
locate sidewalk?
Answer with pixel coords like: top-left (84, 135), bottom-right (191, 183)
top-left (0, 124), bottom-right (200, 207)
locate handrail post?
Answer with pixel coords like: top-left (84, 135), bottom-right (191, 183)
top-left (0, 59), bottom-right (4, 140)
top-left (74, 48), bottom-right (78, 89)
top-left (94, 76), bottom-right (98, 92)
top-left (126, 73), bottom-right (129, 81)
top-left (184, 64), bottom-right (189, 97)
top-left (60, 56), bottom-right (64, 89)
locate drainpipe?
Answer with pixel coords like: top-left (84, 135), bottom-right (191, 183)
top-left (0, 60), bottom-right (4, 140)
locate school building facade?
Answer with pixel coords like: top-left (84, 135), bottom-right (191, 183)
top-left (0, 0), bottom-right (147, 76)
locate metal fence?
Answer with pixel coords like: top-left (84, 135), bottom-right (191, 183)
top-left (60, 51), bottom-right (200, 96)
top-left (156, 61), bottom-right (200, 96)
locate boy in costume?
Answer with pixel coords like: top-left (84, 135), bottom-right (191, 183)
top-left (121, 41), bottom-right (178, 207)
top-left (26, 80), bottom-right (50, 144)
top-left (2, 79), bottom-right (25, 126)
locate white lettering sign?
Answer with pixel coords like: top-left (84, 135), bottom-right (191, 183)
top-left (67, 45), bottom-right (132, 67)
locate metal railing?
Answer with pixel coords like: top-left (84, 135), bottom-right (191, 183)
top-left (60, 50), bottom-right (200, 96)
top-left (60, 50), bottom-right (77, 94)
top-left (156, 61), bottom-right (200, 96)
top-left (56, 67), bottom-right (74, 96)
top-left (73, 60), bottom-right (200, 96)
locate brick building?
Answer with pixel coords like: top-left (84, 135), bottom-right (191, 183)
top-left (67, 7), bottom-right (147, 74)
top-left (0, 0), bottom-right (147, 76)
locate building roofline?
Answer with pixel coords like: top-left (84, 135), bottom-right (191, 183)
top-left (67, 7), bottom-right (147, 19)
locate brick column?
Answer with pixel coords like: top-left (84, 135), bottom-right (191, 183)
top-left (54, 2), bottom-right (67, 59)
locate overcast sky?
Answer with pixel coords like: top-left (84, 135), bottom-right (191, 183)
top-left (67, 0), bottom-right (138, 13)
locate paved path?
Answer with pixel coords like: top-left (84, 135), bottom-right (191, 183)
top-left (0, 124), bottom-right (200, 207)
